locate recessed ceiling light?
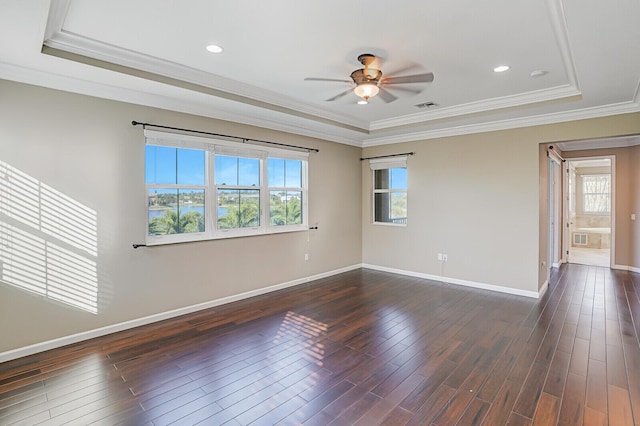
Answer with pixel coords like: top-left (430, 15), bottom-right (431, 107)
top-left (530, 70), bottom-right (548, 77)
top-left (493, 65), bottom-right (510, 73)
top-left (357, 100), bottom-right (369, 105)
top-left (205, 44), bottom-right (223, 54)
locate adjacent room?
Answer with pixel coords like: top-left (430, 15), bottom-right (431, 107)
top-left (1, 1), bottom-right (640, 424)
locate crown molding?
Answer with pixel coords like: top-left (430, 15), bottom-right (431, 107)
top-left (0, 61), bottom-right (365, 146)
top-left (369, 84), bottom-right (581, 130)
top-left (362, 100), bottom-right (640, 147)
top-left (3, 59), bottom-right (638, 150)
top-left (546, 0), bottom-right (580, 89)
top-left (43, 29), bottom-right (369, 132)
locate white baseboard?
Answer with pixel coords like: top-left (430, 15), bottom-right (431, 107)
top-left (612, 264), bottom-right (640, 273)
top-left (0, 264), bottom-right (361, 364)
top-left (362, 263), bottom-right (542, 299)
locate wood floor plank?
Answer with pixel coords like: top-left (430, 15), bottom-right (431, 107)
top-left (607, 384), bottom-right (634, 426)
top-left (532, 392), bottom-right (560, 425)
top-left (0, 265), bottom-right (637, 425)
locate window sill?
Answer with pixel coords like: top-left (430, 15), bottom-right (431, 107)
top-left (145, 224), bottom-right (309, 246)
top-left (372, 221), bottom-right (407, 227)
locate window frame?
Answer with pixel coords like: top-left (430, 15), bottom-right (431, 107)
top-left (145, 130), bottom-right (309, 245)
top-left (370, 157), bottom-right (408, 227)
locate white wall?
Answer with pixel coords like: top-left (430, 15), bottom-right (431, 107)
top-left (0, 80), bottom-right (362, 355)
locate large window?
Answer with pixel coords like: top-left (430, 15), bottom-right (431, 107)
top-left (370, 157), bottom-right (408, 225)
top-left (145, 130), bottom-right (308, 245)
top-left (582, 174), bottom-right (610, 214)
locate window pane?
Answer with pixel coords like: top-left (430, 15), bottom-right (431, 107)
top-left (582, 175), bottom-right (610, 213)
top-left (390, 192), bottom-right (407, 223)
top-left (238, 157), bottom-right (260, 186)
top-left (390, 168), bottom-right (407, 190)
top-left (218, 189), bottom-right (260, 229)
top-left (146, 146), bottom-right (177, 184)
top-left (270, 191), bottom-right (302, 225)
top-left (374, 191), bottom-right (407, 224)
top-left (584, 194), bottom-right (610, 213)
top-left (268, 158), bottom-right (285, 187)
top-left (374, 169), bottom-right (389, 190)
top-left (215, 155), bottom-right (238, 185)
top-left (285, 160), bottom-right (302, 187)
top-left (148, 189), bottom-right (205, 235)
top-left (215, 155), bottom-right (260, 186)
top-left (177, 148), bottom-right (205, 185)
top-left (374, 192), bottom-right (390, 222)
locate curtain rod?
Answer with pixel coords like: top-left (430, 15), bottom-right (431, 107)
top-left (132, 121), bottom-right (319, 153)
top-left (547, 145), bottom-right (566, 163)
top-left (360, 152), bottom-right (414, 161)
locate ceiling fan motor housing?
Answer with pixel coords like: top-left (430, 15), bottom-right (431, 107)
top-left (350, 68), bottom-right (382, 85)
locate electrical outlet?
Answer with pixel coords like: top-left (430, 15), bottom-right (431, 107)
top-left (437, 253), bottom-right (443, 261)
top-left (443, 254), bottom-right (448, 262)
top-left (304, 253), bottom-right (309, 261)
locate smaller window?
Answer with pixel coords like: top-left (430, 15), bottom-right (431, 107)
top-left (370, 157), bottom-right (408, 225)
top-left (582, 174), bottom-right (610, 214)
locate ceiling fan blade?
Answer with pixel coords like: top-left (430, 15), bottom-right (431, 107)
top-left (377, 87), bottom-right (398, 103)
top-left (305, 77), bottom-right (352, 83)
top-left (384, 63), bottom-right (421, 77)
top-left (381, 73), bottom-right (434, 84)
top-left (381, 86), bottom-right (422, 95)
top-left (326, 89), bottom-right (353, 102)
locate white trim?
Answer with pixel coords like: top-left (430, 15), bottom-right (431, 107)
top-left (44, 0), bottom-right (582, 135)
top-left (612, 264), bottom-right (640, 274)
top-left (369, 85), bottom-right (581, 131)
top-left (0, 264), bottom-right (361, 363)
top-left (43, 29), bottom-right (367, 132)
top-left (362, 263), bottom-right (542, 299)
top-left (0, 61), bottom-right (365, 147)
top-left (2, 60), bottom-right (638, 149)
top-left (368, 156), bottom-right (408, 170)
top-left (362, 101), bottom-right (640, 147)
top-left (564, 155), bottom-right (616, 268)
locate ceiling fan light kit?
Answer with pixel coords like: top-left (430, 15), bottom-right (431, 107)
top-left (354, 82), bottom-right (379, 100)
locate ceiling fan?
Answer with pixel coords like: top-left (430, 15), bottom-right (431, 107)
top-left (304, 53), bottom-right (434, 104)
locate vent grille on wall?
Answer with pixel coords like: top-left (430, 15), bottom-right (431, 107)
top-left (573, 233), bottom-right (588, 246)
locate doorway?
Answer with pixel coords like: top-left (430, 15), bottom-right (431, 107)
top-left (566, 157), bottom-right (613, 267)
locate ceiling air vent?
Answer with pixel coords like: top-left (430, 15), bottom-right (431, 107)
top-left (415, 101), bottom-right (439, 109)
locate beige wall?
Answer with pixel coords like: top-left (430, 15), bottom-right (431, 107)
top-left (2, 78), bottom-right (640, 357)
top-left (363, 114), bottom-right (640, 294)
top-left (0, 80), bottom-right (362, 353)
top-left (363, 129), bottom-right (541, 293)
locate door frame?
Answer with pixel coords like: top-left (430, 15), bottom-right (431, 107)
top-left (563, 155), bottom-right (615, 267)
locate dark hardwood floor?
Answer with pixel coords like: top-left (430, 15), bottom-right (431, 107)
top-left (1, 264), bottom-right (639, 425)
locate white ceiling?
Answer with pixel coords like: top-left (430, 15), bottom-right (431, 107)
top-left (1, 0), bottom-right (639, 147)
